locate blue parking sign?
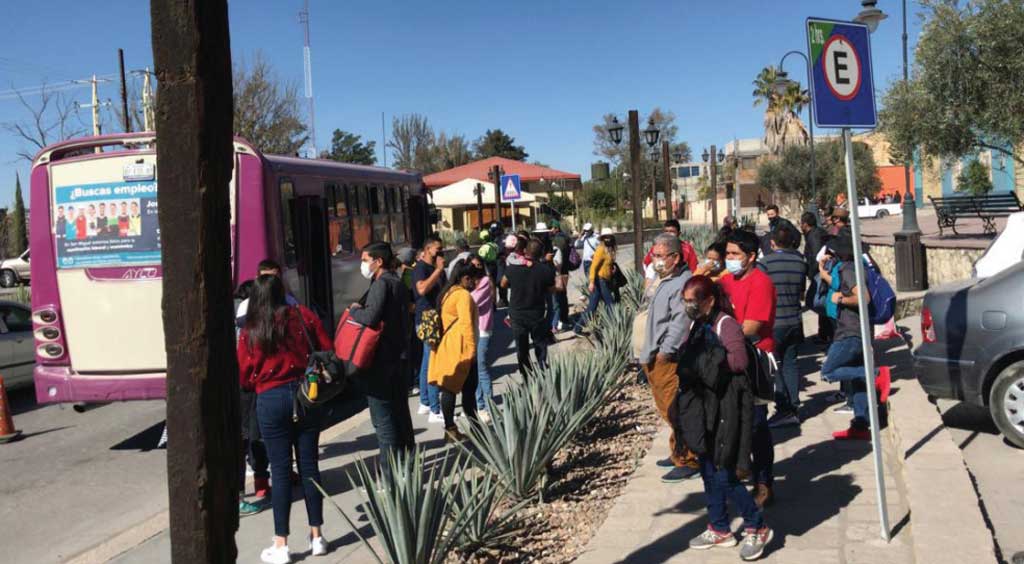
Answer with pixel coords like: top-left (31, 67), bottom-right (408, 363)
top-left (807, 18), bottom-right (877, 128)
top-left (499, 174), bottom-right (522, 202)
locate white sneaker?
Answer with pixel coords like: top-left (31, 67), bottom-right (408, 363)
top-left (417, 404), bottom-right (431, 415)
top-left (478, 410), bottom-right (492, 425)
top-left (260, 543), bottom-right (291, 564)
top-left (428, 412), bottom-right (445, 424)
top-left (309, 535), bottom-right (328, 556)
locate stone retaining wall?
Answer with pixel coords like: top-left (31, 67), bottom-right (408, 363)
top-left (868, 242), bottom-right (984, 288)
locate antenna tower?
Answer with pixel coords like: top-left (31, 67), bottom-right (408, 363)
top-left (299, 0), bottom-right (316, 158)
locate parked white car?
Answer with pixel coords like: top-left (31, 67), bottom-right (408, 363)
top-left (973, 211), bottom-right (1024, 279)
top-left (857, 197), bottom-right (902, 219)
top-left (0, 250), bottom-right (29, 288)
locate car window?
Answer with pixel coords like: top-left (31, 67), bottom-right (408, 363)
top-left (0, 306), bottom-right (32, 332)
top-left (22, 251), bottom-right (29, 262)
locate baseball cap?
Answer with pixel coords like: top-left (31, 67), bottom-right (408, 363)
top-left (583, 222), bottom-right (593, 231)
top-left (534, 222), bottom-right (549, 232)
top-left (600, 227), bottom-right (614, 236)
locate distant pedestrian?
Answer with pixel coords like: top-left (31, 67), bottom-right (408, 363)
top-left (238, 275), bottom-right (332, 563)
top-left (575, 230), bottom-right (616, 333)
top-left (549, 220), bottom-right (572, 331)
top-left (347, 242), bottom-right (416, 476)
top-left (677, 275), bottom-right (774, 560)
top-left (468, 255), bottom-right (496, 423)
top-left (412, 235), bottom-right (447, 423)
top-left (763, 226), bottom-right (806, 428)
top-left (430, 262), bottom-right (485, 442)
top-left (575, 222), bottom-right (599, 278)
top-left (799, 212), bottom-right (832, 344)
top-left (501, 239), bottom-right (556, 376)
top-left (446, 238), bottom-right (472, 278)
top-left (639, 234), bottom-right (697, 483)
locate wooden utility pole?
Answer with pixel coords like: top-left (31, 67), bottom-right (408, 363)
top-left (475, 182), bottom-right (484, 228)
top-left (150, 1), bottom-right (240, 562)
top-left (491, 165), bottom-right (502, 226)
top-left (118, 48), bottom-right (131, 133)
top-left (650, 158), bottom-right (659, 224)
top-left (709, 144), bottom-right (719, 231)
top-left (661, 141), bottom-right (671, 223)
top-left (628, 110), bottom-right (643, 271)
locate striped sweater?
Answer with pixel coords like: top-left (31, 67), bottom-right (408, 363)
top-left (763, 249), bottom-right (807, 329)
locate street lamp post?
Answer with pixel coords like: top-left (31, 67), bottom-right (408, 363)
top-left (608, 112), bottom-right (652, 271)
top-left (650, 147), bottom-right (660, 223)
top-left (774, 52), bottom-right (818, 216)
top-left (855, 0), bottom-right (924, 290)
top-left (702, 146), bottom-right (725, 230)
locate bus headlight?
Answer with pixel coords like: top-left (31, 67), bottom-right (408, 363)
top-left (36, 327), bottom-right (60, 341)
top-left (38, 344), bottom-right (64, 358)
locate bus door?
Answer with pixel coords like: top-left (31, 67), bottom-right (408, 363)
top-left (291, 195), bottom-right (334, 330)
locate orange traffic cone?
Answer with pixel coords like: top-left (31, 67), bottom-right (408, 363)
top-left (0, 375), bottom-right (23, 444)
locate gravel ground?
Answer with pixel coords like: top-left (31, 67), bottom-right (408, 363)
top-left (459, 373), bottom-right (660, 563)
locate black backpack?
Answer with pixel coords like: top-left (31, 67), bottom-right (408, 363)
top-left (713, 315), bottom-right (774, 403)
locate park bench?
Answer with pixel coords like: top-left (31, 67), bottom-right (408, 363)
top-left (929, 191), bottom-right (1023, 236)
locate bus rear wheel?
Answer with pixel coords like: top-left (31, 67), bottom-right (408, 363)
top-left (0, 270), bottom-right (17, 288)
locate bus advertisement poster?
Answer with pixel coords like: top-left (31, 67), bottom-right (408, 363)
top-left (52, 180), bottom-right (161, 269)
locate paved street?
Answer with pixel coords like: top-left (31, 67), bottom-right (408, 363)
top-left (938, 399), bottom-right (1024, 562)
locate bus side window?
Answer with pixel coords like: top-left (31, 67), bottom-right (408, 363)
top-left (390, 185), bottom-right (406, 244)
top-left (371, 185), bottom-right (389, 242)
top-left (352, 185), bottom-right (371, 252)
top-left (325, 182), bottom-right (342, 256)
top-left (280, 178), bottom-right (296, 267)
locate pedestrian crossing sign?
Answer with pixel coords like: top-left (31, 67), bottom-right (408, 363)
top-left (500, 174), bottom-right (522, 202)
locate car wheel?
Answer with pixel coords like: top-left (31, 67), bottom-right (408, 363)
top-left (0, 270), bottom-right (16, 288)
top-left (989, 360), bottom-right (1024, 449)
top-left (876, 210), bottom-right (889, 219)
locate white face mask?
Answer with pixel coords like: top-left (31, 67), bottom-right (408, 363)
top-left (653, 259), bottom-right (667, 274)
top-left (360, 260), bottom-right (376, 280)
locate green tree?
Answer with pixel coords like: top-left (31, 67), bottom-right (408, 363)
top-left (472, 129), bottom-right (528, 161)
top-left (757, 140), bottom-right (880, 208)
top-left (388, 113), bottom-right (435, 172)
top-left (320, 129), bottom-right (376, 165)
top-left (233, 53), bottom-right (308, 155)
top-left (9, 173), bottom-right (27, 257)
top-left (583, 187), bottom-right (616, 213)
top-left (878, 0), bottom-right (1024, 166)
top-left (546, 194), bottom-right (574, 217)
top-left (956, 160), bottom-right (993, 196)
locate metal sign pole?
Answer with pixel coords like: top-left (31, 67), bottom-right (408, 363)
top-left (511, 199), bottom-right (516, 231)
top-left (842, 127), bottom-right (891, 541)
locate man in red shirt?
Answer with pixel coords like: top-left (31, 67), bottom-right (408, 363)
top-left (719, 229), bottom-right (777, 508)
top-left (643, 219), bottom-right (698, 276)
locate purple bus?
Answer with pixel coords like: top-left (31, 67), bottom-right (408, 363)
top-left (30, 132), bottom-right (430, 405)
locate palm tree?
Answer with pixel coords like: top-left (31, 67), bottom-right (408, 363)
top-left (752, 66), bottom-right (810, 155)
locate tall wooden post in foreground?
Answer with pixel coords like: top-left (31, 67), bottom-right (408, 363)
top-left (628, 110), bottom-right (643, 271)
top-left (150, 1), bottom-right (241, 561)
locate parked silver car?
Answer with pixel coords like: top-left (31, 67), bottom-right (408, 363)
top-left (913, 261), bottom-right (1024, 448)
top-left (0, 250), bottom-right (30, 288)
top-left (0, 300), bottom-right (35, 390)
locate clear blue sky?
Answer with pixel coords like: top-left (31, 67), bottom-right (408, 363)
top-left (0, 0), bottom-right (925, 208)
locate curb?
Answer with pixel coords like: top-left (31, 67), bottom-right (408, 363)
top-left (884, 328), bottom-right (997, 564)
top-left (62, 406), bottom-right (374, 563)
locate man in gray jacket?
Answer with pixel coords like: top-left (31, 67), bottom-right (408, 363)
top-left (640, 233), bottom-right (697, 483)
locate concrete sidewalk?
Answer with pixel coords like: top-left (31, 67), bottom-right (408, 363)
top-left (580, 317), bottom-right (915, 564)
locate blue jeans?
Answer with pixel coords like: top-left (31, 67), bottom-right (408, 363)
top-left (416, 327), bottom-right (440, 413)
top-left (361, 363), bottom-right (416, 478)
top-left (699, 456), bottom-right (765, 533)
top-left (475, 334), bottom-right (492, 410)
top-left (751, 404), bottom-right (774, 487)
top-left (582, 260), bottom-right (592, 279)
top-left (256, 382), bottom-right (324, 537)
top-left (576, 278), bottom-right (613, 330)
top-left (822, 336), bottom-right (873, 423)
top-left (773, 325), bottom-right (804, 412)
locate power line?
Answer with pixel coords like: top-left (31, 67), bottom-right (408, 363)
top-left (0, 74), bottom-right (119, 101)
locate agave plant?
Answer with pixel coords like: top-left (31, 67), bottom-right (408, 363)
top-left (456, 378), bottom-right (593, 502)
top-left (317, 449), bottom-right (476, 564)
top-left (447, 466), bottom-right (530, 554)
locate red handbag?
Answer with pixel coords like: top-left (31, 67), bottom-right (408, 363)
top-left (333, 309), bottom-right (382, 373)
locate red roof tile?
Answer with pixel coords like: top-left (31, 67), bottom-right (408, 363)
top-left (422, 157), bottom-right (581, 188)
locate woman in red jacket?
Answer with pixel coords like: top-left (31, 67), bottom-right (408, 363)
top-left (238, 274), bottom-right (331, 564)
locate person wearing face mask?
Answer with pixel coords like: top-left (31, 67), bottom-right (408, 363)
top-left (639, 234), bottom-right (697, 483)
top-left (412, 235), bottom-right (447, 423)
top-left (429, 262), bottom-right (484, 443)
top-left (348, 242), bottom-right (416, 476)
top-left (676, 275), bottom-right (774, 560)
top-left (719, 230), bottom-right (777, 509)
top-left (694, 241), bottom-right (727, 282)
top-left (760, 205), bottom-right (797, 257)
top-left (642, 220), bottom-right (699, 282)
